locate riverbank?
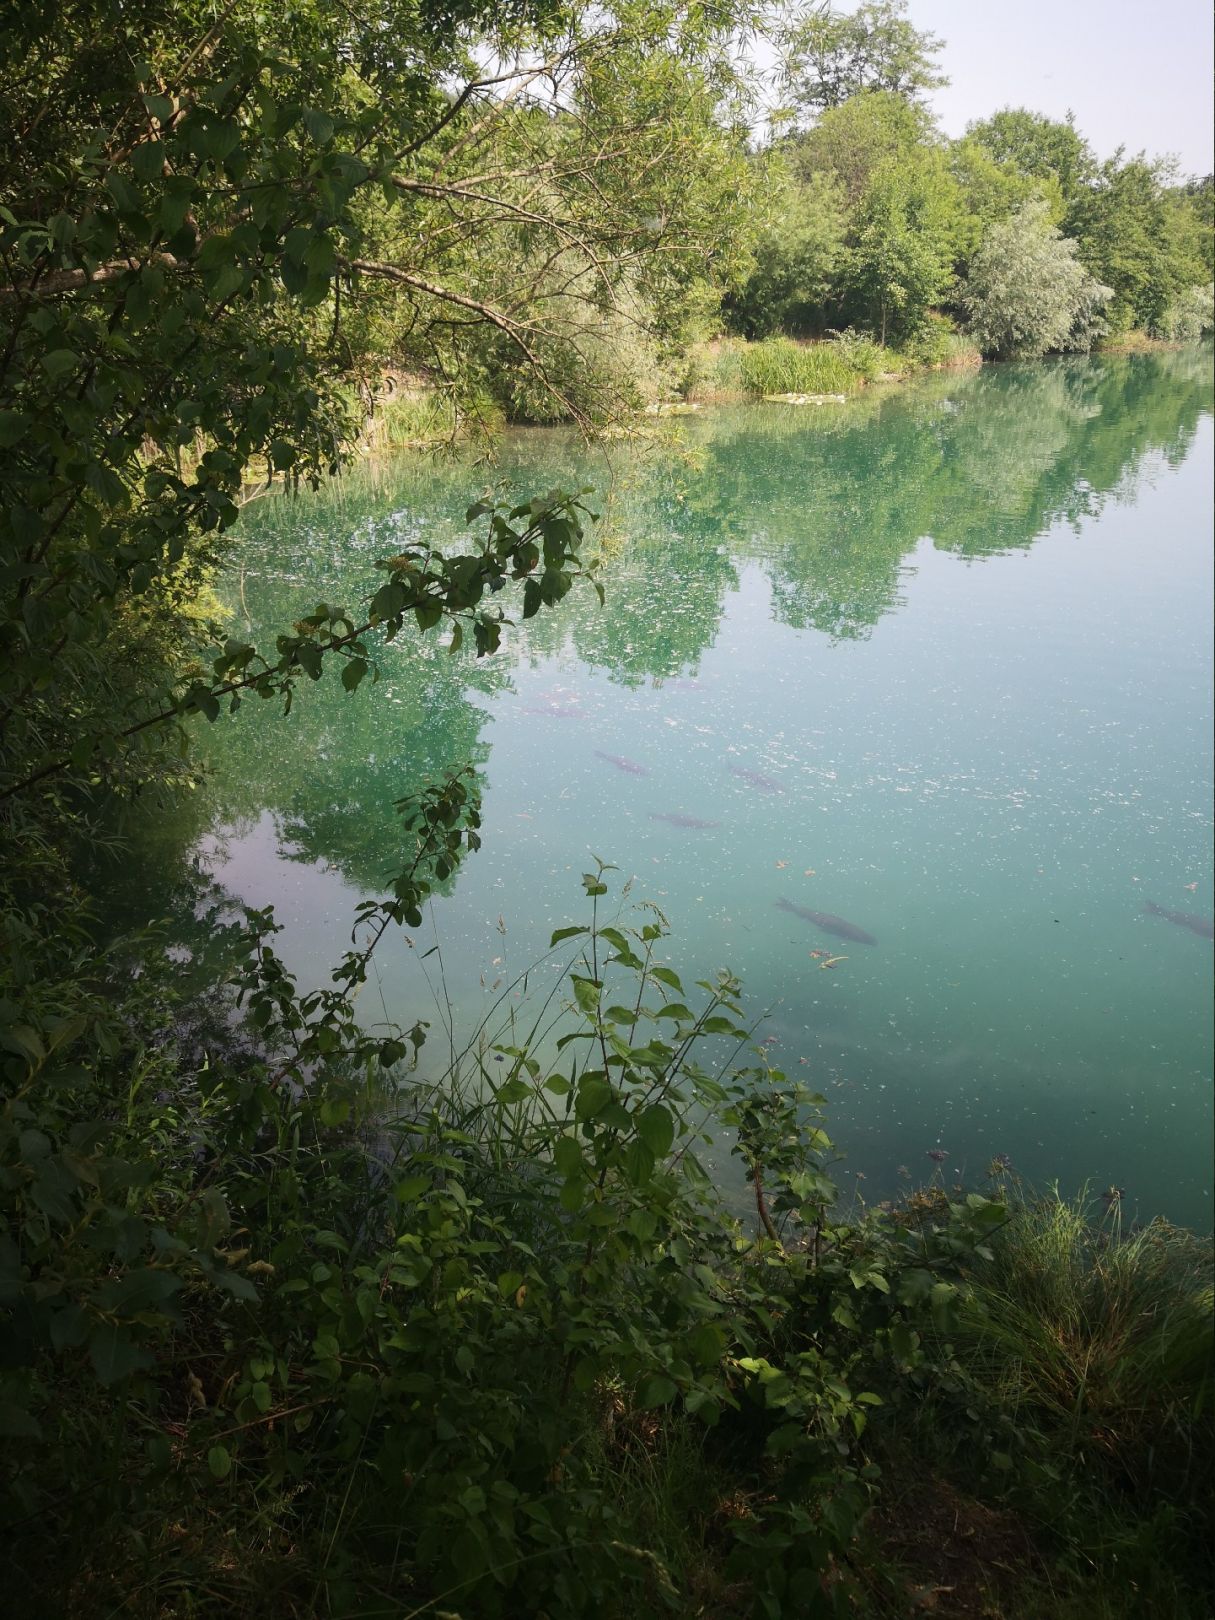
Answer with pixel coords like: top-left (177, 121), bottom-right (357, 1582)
top-left (6, 351), bottom-right (1211, 1620)
top-left (7, 895), bottom-right (1211, 1619)
top-left (359, 329), bottom-right (986, 450)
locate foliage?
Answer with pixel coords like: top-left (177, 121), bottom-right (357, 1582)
top-left (778, 0), bottom-right (947, 122)
top-left (727, 165), bottom-right (848, 339)
top-left (896, 312), bottom-right (981, 369)
top-left (788, 89), bottom-right (937, 204)
top-left (900, 1186), bottom-right (1215, 1619)
top-left (948, 136), bottom-right (1063, 259)
top-left (947, 1189), bottom-right (1213, 1488)
top-left (736, 337), bottom-right (863, 396)
top-left (962, 199), bottom-right (1112, 359)
top-left (1068, 155), bottom-right (1212, 334)
top-left (966, 109), bottom-right (1098, 209)
top-left (1152, 281), bottom-right (1215, 342)
top-left (5, 862), bottom-right (1014, 1617)
top-left (842, 155), bottom-right (960, 343)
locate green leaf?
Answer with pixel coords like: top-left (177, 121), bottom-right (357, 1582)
top-left (213, 1268), bottom-right (258, 1302)
top-left (624, 1138), bottom-right (656, 1185)
top-left (208, 1445), bottom-right (232, 1480)
top-left (574, 1076), bottom-right (612, 1121)
top-left (549, 925), bottom-right (586, 947)
top-left (89, 1323), bottom-right (152, 1385)
top-left (302, 108), bottom-right (335, 144)
top-left (0, 410), bottom-right (31, 447)
top-left (636, 1374), bottom-right (677, 1408)
top-left (96, 1266), bottom-right (184, 1316)
top-left (635, 1104), bottom-right (675, 1158)
top-left (571, 975), bottom-right (601, 1016)
top-left (552, 1136), bottom-right (583, 1176)
top-left (393, 1175), bottom-right (430, 1204)
top-left (41, 349), bottom-right (78, 381)
top-left (319, 1095), bottom-right (350, 1127)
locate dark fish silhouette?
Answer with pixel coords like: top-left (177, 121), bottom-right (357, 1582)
top-left (729, 766), bottom-right (783, 793)
top-left (648, 811), bottom-right (719, 829)
top-left (1144, 898), bottom-right (1214, 941)
top-left (776, 896), bottom-right (877, 946)
top-left (595, 751), bottom-right (648, 777)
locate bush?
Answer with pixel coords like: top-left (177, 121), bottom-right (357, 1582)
top-left (4, 858), bottom-right (1014, 1618)
top-left (825, 327), bottom-right (887, 381)
top-left (962, 198), bottom-right (1112, 359)
top-left (1152, 283), bottom-right (1215, 343)
top-left (898, 312), bottom-right (980, 369)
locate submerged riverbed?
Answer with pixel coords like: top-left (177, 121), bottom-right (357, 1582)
top-left (126, 351), bottom-right (1215, 1228)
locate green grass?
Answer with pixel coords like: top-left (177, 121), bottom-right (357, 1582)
top-left (953, 1189), bottom-right (1212, 1487)
top-left (874, 1186), bottom-right (1215, 1619)
top-left (735, 336), bottom-right (862, 397)
top-left (362, 389), bottom-right (465, 448)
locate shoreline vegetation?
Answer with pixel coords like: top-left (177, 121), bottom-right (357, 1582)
top-left (2, 0), bottom-right (1212, 1615)
top-left (360, 329), bottom-right (1199, 453)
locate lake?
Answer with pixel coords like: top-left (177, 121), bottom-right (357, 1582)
top-left (150, 350), bottom-right (1214, 1228)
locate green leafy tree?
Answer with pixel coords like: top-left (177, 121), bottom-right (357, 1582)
top-left (966, 107), bottom-right (1097, 209)
top-left (1068, 155), bottom-right (1209, 333)
top-left (789, 86), bottom-right (936, 203)
top-left (726, 162), bottom-right (848, 336)
top-left (843, 154), bottom-right (961, 342)
top-left (962, 198), bottom-right (1112, 359)
top-left (948, 135), bottom-right (1063, 265)
top-left (779, 0), bottom-right (947, 122)
top-left (1153, 281), bottom-right (1215, 342)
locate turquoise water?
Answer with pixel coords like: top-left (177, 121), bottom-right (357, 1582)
top-left (181, 352), bottom-right (1213, 1227)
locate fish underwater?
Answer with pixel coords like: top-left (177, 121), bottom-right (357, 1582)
top-left (776, 896), bottom-right (878, 946)
top-left (1144, 898), bottom-right (1214, 940)
top-left (648, 811), bottom-right (719, 829)
top-left (729, 766), bottom-right (783, 793)
top-left (595, 750), bottom-right (649, 776)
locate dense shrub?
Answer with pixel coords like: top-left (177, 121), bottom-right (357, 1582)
top-left (962, 199), bottom-right (1112, 359)
top-left (1152, 282), bottom-right (1215, 343)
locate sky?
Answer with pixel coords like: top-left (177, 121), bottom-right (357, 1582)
top-left (910, 0), bottom-right (1214, 175)
top-left (758, 0), bottom-right (1214, 176)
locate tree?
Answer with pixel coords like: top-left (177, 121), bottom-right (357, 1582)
top-left (961, 198), bottom-right (1111, 359)
top-left (0, 0), bottom-right (754, 818)
top-left (726, 163), bottom-right (848, 336)
top-left (843, 152), bottom-right (962, 343)
top-left (966, 108), bottom-right (1097, 208)
top-left (948, 136), bottom-right (1062, 266)
top-left (779, 0), bottom-right (947, 123)
top-left (789, 87), bottom-right (936, 203)
top-left (1068, 155), bottom-right (1209, 334)
top-left (1152, 282), bottom-right (1215, 342)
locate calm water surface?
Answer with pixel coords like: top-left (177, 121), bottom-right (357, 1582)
top-left (160, 352), bottom-right (1214, 1226)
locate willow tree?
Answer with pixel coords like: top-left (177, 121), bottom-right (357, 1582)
top-left (961, 198), bottom-right (1111, 359)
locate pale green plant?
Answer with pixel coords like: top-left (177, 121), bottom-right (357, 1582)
top-left (962, 198), bottom-right (1112, 359)
top-left (1152, 283), bottom-right (1215, 343)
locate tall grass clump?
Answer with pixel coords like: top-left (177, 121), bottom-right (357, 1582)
top-left (929, 1186), bottom-right (1214, 1613)
top-left (363, 388), bottom-right (465, 449)
top-left (953, 1189), bottom-right (1212, 1485)
top-left (736, 336), bottom-right (862, 397)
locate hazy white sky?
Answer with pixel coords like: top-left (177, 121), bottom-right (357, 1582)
top-left (912, 0), bottom-right (1214, 174)
top-left (763, 1), bottom-right (1214, 176)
